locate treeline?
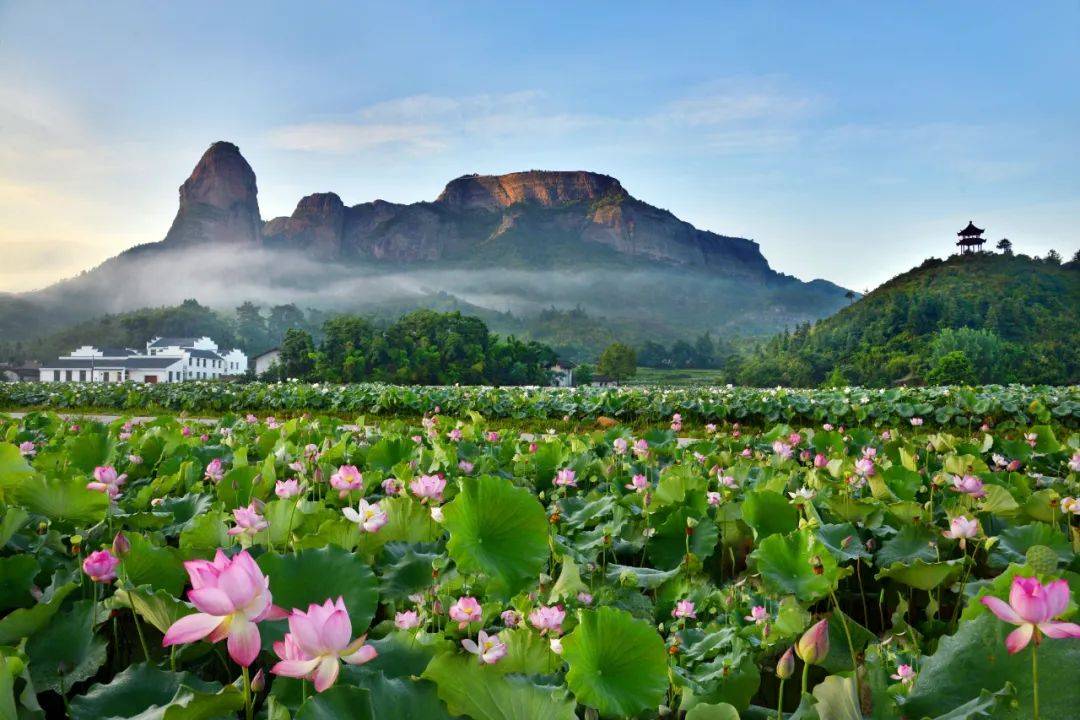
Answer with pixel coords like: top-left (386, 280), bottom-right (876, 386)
top-left (637, 332), bottom-right (739, 370)
top-left (266, 309), bottom-right (556, 386)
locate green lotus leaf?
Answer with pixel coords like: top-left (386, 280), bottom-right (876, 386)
top-left (987, 522), bottom-right (1071, 570)
top-left (122, 532), bottom-right (187, 595)
top-left (811, 674), bottom-right (861, 720)
top-left (68, 663), bottom-right (228, 720)
top-left (563, 607), bottom-right (668, 717)
top-left (109, 585), bottom-right (194, 635)
top-left (16, 475), bottom-right (109, 524)
top-left (0, 443), bottom-right (34, 499)
top-left (295, 686), bottom-right (374, 720)
top-left (27, 599), bottom-right (108, 694)
top-left (685, 702), bottom-right (741, 720)
top-left (648, 507), bottom-right (719, 570)
top-left (904, 613), bottom-right (1080, 719)
top-left (423, 651), bottom-right (576, 720)
top-left (750, 528), bottom-right (843, 603)
top-left (0, 572), bottom-right (77, 644)
top-left (444, 475), bottom-right (549, 598)
top-left (742, 489), bottom-right (799, 538)
top-left (258, 545), bottom-right (379, 635)
top-left (875, 524), bottom-right (938, 568)
top-left (876, 559), bottom-right (963, 591)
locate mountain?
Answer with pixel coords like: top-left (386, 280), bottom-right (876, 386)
top-left (1, 141), bottom-right (851, 349)
top-left (734, 253), bottom-right (1080, 386)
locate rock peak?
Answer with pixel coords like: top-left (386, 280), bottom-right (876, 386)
top-left (162, 142), bottom-right (261, 246)
top-left (436, 170), bottom-right (626, 211)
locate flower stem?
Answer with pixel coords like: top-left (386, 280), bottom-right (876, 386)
top-left (242, 665), bottom-right (253, 720)
top-left (132, 608), bottom-right (151, 662)
top-left (1032, 642), bottom-right (1040, 720)
top-left (777, 677), bottom-right (786, 720)
top-left (830, 590), bottom-right (859, 685)
top-left (801, 658), bottom-right (810, 694)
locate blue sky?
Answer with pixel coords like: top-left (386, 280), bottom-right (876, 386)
top-left (2, 1), bottom-right (1077, 292)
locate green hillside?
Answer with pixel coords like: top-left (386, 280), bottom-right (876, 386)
top-left (735, 252), bottom-right (1080, 386)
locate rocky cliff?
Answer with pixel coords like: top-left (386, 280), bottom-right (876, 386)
top-left (162, 142), bottom-right (262, 247)
top-left (158, 142), bottom-right (772, 273)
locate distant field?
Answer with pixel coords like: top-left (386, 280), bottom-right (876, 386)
top-left (623, 367), bottom-right (728, 386)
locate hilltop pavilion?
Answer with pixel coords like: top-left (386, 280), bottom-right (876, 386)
top-left (956, 221), bottom-right (986, 254)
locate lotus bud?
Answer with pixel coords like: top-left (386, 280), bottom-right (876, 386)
top-left (776, 646), bottom-right (795, 679)
top-left (112, 531), bottom-right (131, 557)
top-left (250, 668), bottom-right (265, 692)
top-left (796, 619), bottom-right (830, 665)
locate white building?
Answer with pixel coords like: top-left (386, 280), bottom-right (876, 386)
top-left (252, 348), bottom-right (281, 377)
top-left (550, 360), bottom-right (576, 387)
top-left (38, 337), bottom-right (248, 384)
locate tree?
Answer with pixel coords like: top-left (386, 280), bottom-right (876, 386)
top-left (235, 302), bottom-right (267, 350)
top-left (597, 342), bottom-right (637, 381)
top-left (926, 350), bottom-right (976, 385)
top-left (574, 364), bottom-right (595, 386)
top-left (996, 238), bottom-right (1013, 255)
top-left (1044, 249), bottom-right (1062, 265)
top-left (844, 290), bottom-right (856, 304)
top-left (279, 328), bottom-right (316, 380)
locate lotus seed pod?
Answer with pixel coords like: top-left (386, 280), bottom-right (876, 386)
top-left (1025, 544), bottom-right (1058, 574)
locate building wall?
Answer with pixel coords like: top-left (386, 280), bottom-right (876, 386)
top-left (254, 351), bottom-right (281, 376)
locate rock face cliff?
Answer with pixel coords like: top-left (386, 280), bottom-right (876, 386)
top-left (157, 143), bottom-right (771, 274)
top-left (162, 142), bottom-right (262, 247)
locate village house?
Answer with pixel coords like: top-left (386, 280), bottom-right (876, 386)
top-left (37, 337), bottom-right (248, 384)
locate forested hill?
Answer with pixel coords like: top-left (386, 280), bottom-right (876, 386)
top-left (736, 252), bottom-right (1080, 387)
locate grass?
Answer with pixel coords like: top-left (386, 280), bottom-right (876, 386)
top-left (622, 367), bottom-right (728, 387)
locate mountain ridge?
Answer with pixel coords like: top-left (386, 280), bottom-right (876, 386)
top-left (1, 141), bottom-right (852, 346)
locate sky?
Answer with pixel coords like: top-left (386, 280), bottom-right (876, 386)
top-left (1, 1), bottom-right (1078, 293)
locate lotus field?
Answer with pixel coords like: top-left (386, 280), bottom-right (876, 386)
top-left (1, 381), bottom-right (1078, 428)
top-left (1, 409), bottom-right (1079, 719)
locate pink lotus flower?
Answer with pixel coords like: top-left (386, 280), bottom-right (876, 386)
top-left (163, 549), bottom-right (284, 667)
top-left (577, 591), bottom-right (593, 604)
top-left (430, 505), bottom-right (444, 522)
top-left (449, 596), bottom-right (482, 629)
top-left (671, 414), bottom-right (683, 432)
top-left (410, 474), bottom-right (446, 503)
top-left (395, 610), bottom-right (420, 629)
top-left (981, 576), bottom-right (1080, 653)
top-left (342, 499), bottom-right (388, 533)
top-left (128, 454), bottom-right (143, 465)
top-left (486, 431), bottom-right (500, 442)
top-left (862, 446), bottom-right (877, 459)
top-left (1062, 497), bottom-right (1080, 515)
top-left (528, 605), bottom-right (565, 635)
top-left (1025, 433), bottom-right (1038, 448)
top-left (891, 663), bottom-right (915, 684)
top-left (448, 428), bottom-right (463, 442)
top-left (1069, 453), bottom-right (1080, 473)
top-left (822, 423), bottom-right (834, 431)
top-left (270, 597), bottom-right (377, 692)
top-left (501, 609), bottom-right (522, 628)
top-left (199, 434), bottom-right (209, 443)
top-left (788, 432), bottom-right (802, 446)
top-left (18, 441), bottom-right (35, 457)
top-left (910, 417), bottom-right (923, 426)
top-left (275, 479), bottom-right (300, 498)
top-left (745, 605), bottom-right (769, 624)
top-left (87, 466), bottom-right (127, 499)
top-left (82, 549), bottom-right (120, 583)
top-left (554, 469), bottom-right (577, 488)
top-left (181, 426), bottom-right (192, 437)
top-left (813, 453), bottom-right (828, 468)
top-left (612, 438), bottom-right (628, 455)
top-left (707, 491), bottom-right (722, 506)
top-left (672, 600), bottom-right (696, 619)
top-left (943, 516), bottom-right (979, 547)
top-left (330, 465), bottom-right (363, 498)
top-left (772, 441), bottom-right (793, 460)
top-left (204, 458), bottom-right (225, 483)
top-left (228, 503), bottom-right (268, 538)
top-left (718, 473), bottom-right (737, 488)
top-left (245, 414), bottom-right (258, 423)
top-left (304, 443), bottom-right (320, 461)
top-left (854, 458), bottom-right (875, 477)
top-left (705, 423), bottom-right (717, 433)
top-left (461, 631), bottom-right (507, 664)
top-left (633, 439), bottom-right (649, 458)
top-left (382, 477), bottom-right (402, 495)
top-left (625, 474), bottom-right (648, 492)
top-left (951, 474), bottom-right (986, 498)
top-left (741, 447), bottom-right (752, 458)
